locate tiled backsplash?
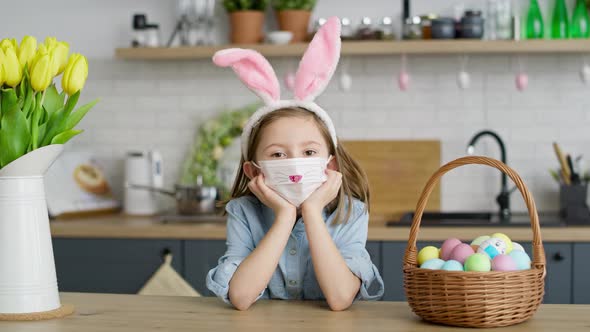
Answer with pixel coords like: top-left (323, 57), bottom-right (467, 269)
top-left (73, 55), bottom-right (590, 213)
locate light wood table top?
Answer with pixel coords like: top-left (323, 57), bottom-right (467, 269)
top-left (0, 293), bottom-right (588, 331)
top-left (50, 214), bottom-right (590, 242)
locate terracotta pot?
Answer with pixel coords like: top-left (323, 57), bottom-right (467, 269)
top-left (229, 11), bottom-right (264, 44)
top-left (277, 10), bottom-right (312, 43)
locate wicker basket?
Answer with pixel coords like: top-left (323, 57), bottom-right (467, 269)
top-left (403, 156), bottom-right (546, 328)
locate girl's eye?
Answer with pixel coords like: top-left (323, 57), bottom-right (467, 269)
top-left (304, 150), bottom-right (317, 156)
top-left (271, 152), bottom-right (287, 158)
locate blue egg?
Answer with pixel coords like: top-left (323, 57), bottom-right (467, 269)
top-left (441, 260), bottom-right (464, 271)
top-left (509, 250), bottom-right (531, 270)
top-left (420, 258), bottom-right (445, 270)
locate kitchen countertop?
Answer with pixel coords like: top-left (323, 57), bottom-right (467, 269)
top-left (0, 293), bottom-right (588, 331)
top-left (49, 214), bottom-right (590, 242)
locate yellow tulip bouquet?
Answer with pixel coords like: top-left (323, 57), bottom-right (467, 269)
top-left (0, 36), bottom-right (97, 169)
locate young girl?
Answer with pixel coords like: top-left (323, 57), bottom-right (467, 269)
top-left (206, 17), bottom-right (384, 311)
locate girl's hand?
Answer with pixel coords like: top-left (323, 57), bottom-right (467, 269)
top-left (301, 170), bottom-right (342, 215)
top-left (248, 174), bottom-right (296, 219)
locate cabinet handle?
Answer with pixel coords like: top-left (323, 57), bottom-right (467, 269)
top-left (553, 252), bottom-right (565, 262)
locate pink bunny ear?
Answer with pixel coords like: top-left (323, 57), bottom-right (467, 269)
top-left (294, 16), bottom-right (341, 102)
top-left (213, 48), bottom-right (280, 104)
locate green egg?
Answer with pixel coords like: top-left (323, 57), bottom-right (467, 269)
top-left (464, 253), bottom-right (491, 272)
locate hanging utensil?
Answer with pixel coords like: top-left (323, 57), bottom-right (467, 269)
top-left (515, 55), bottom-right (528, 91)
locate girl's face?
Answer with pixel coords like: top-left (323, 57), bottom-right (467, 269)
top-left (244, 115), bottom-right (337, 178)
top-left (256, 116), bottom-right (329, 161)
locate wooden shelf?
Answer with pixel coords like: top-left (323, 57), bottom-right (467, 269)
top-left (115, 40), bottom-right (590, 60)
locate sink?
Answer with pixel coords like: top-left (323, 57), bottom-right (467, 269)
top-left (387, 211), bottom-right (566, 227)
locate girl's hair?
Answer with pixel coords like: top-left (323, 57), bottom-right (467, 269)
top-left (226, 107), bottom-right (370, 224)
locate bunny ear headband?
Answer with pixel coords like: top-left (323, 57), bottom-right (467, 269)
top-left (212, 16), bottom-right (342, 159)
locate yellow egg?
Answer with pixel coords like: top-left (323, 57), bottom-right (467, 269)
top-left (491, 233), bottom-right (513, 253)
top-left (418, 246), bottom-right (440, 265)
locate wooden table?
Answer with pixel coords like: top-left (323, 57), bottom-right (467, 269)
top-left (1, 293), bottom-right (589, 331)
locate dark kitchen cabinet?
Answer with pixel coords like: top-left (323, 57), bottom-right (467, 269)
top-left (521, 242), bottom-right (573, 304)
top-left (573, 243), bottom-right (590, 304)
top-left (381, 241), bottom-right (442, 301)
top-left (53, 238), bottom-right (183, 294)
top-left (184, 240), bottom-right (227, 296)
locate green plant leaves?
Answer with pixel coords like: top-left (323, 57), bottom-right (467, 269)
top-left (0, 104), bottom-right (31, 168)
top-left (272, 0), bottom-right (315, 10)
top-left (65, 98), bottom-right (98, 131)
top-left (42, 84), bottom-right (65, 115)
top-left (50, 129), bottom-right (83, 144)
top-left (223, 0), bottom-right (268, 12)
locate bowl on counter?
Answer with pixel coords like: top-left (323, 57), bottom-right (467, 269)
top-left (266, 31), bottom-right (293, 45)
top-left (431, 18), bottom-right (456, 39)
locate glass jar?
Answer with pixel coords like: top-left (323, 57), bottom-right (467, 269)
top-left (378, 16), bottom-right (396, 40)
top-left (357, 17), bottom-right (376, 40)
top-left (403, 16), bottom-right (423, 40)
top-left (340, 17), bottom-right (354, 40)
top-left (420, 14), bottom-right (438, 39)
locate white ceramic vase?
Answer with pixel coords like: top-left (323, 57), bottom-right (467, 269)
top-left (0, 144), bottom-right (64, 314)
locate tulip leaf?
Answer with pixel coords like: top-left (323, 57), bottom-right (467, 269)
top-left (22, 88), bottom-right (34, 119)
top-left (39, 106), bottom-right (67, 147)
top-left (42, 84), bottom-right (64, 115)
top-left (30, 104), bottom-right (43, 150)
top-left (65, 98), bottom-right (98, 131)
top-left (63, 91), bottom-right (80, 116)
top-left (0, 104), bottom-right (31, 168)
top-left (1, 89), bottom-right (17, 114)
top-left (50, 129), bottom-right (83, 145)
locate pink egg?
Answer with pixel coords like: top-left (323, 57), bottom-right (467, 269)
top-left (440, 238), bottom-right (462, 261)
top-left (449, 243), bottom-right (475, 264)
top-left (492, 254), bottom-right (517, 271)
top-left (515, 72), bottom-right (528, 91)
top-left (398, 71), bottom-right (410, 91)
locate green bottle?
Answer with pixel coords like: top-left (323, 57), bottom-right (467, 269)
top-left (526, 0), bottom-right (544, 39)
top-left (551, 0), bottom-right (570, 39)
top-left (571, 0), bottom-right (590, 38)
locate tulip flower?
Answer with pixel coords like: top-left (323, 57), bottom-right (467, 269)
top-left (2, 46), bottom-right (23, 87)
top-left (29, 47), bottom-right (52, 91)
top-left (0, 38), bottom-right (17, 52)
top-left (18, 36), bottom-right (37, 68)
top-left (61, 53), bottom-right (88, 95)
top-left (0, 60), bottom-right (4, 86)
top-left (49, 42), bottom-right (69, 75)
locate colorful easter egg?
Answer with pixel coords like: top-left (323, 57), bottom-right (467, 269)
top-left (418, 246), bottom-right (439, 265)
top-left (492, 254), bottom-right (518, 271)
top-left (509, 250), bottom-right (531, 270)
top-left (470, 235), bottom-right (491, 246)
top-left (440, 238), bottom-right (462, 260)
top-left (512, 242), bottom-right (525, 252)
top-left (441, 260), bottom-right (464, 271)
top-left (420, 258), bottom-right (445, 270)
top-left (464, 253), bottom-right (492, 272)
top-left (491, 233), bottom-right (513, 253)
top-left (450, 243), bottom-right (475, 264)
top-left (477, 237), bottom-right (507, 259)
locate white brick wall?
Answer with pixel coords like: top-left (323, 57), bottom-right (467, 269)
top-left (69, 54), bottom-right (590, 214)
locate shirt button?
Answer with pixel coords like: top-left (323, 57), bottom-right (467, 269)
top-left (289, 248), bottom-right (297, 255)
top-left (289, 280), bottom-right (297, 286)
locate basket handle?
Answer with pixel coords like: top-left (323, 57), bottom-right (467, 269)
top-left (403, 156), bottom-right (546, 271)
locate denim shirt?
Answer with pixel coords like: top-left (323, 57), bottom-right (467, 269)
top-left (206, 195), bottom-right (385, 305)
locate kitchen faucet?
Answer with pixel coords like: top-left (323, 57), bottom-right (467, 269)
top-left (466, 130), bottom-right (512, 223)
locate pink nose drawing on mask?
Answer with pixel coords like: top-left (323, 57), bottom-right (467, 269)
top-left (289, 175), bottom-right (303, 183)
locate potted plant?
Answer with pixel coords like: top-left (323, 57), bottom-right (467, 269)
top-left (273, 0), bottom-right (316, 42)
top-left (223, 0), bottom-right (268, 44)
top-left (0, 36), bottom-right (97, 317)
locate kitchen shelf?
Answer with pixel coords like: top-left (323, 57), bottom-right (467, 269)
top-left (115, 40), bottom-right (590, 60)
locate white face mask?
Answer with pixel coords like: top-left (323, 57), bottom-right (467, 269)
top-left (253, 156), bottom-right (332, 207)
